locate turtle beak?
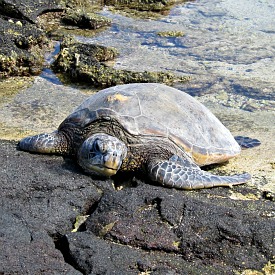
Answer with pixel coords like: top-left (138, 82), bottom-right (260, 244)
top-left (83, 150), bottom-right (123, 177)
top-left (102, 151), bottom-right (121, 176)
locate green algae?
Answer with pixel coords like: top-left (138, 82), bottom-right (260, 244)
top-left (106, 0), bottom-right (187, 12)
top-left (51, 26), bottom-right (111, 40)
top-left (37, 7), bottom-right (111, 39)
top-left (54, 72), bottom-right (99, 94)
top-left (107, 6), bottom-right (170, 19)
top-left (61, 0), bottom-right (103, 10)
top-left (0, 50), bottom-right (44, 78)
top-left (75, 63), bottom-right (187, 87)
top-left (157, 30), bottom-right (185, 37)
top-left (0, 76), bottom-right (34, 104)
top-left (72, 215), bottom-right (90, 232)
top-left (0, 122), bottom-right (37, 141)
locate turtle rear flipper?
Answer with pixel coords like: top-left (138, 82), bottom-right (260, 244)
top-left (148, 155), bottom-right (250, 190)
top-left (234, 136), bottom-right (261, 149)
top-left (19, 131), bottom-right (69, 154)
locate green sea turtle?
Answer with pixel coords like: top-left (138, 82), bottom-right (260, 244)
top-left (19, 83), bottom-right (260, 189)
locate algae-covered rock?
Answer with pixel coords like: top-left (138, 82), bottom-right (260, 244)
top-left (0, 18), bottom-right (49, 78)
top-left (0, 0), bottom-right (63, 78)
top-left (62, 9), bottom-right (111, 29)
top-left (105, 0), bottom-right (183, 12)
top-left (105, 0), bottom-right (188, 19)
top-left (157, 30), bottom-right (185, 37)
top-left (52, 36), bottom-right (188, 87)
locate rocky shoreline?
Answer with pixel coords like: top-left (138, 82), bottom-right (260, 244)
top-left (1, 139), bottom-right (274, 274)
top-left (0, 0), bottom-right (187, 86)
top-left (0, 0), bottom-right (274, 274)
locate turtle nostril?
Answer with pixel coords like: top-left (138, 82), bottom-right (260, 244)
top-left (113, 151), bottom-right (117, 157)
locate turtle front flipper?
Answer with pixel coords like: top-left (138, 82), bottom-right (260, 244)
top-left (19, 131), bottom-right (69, 154)
top-left (148, 155), bottom-right (251, 190)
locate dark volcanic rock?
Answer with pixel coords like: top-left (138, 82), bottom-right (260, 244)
top-left (176, 195), bottom-right (274, 269)
top-left (86, 185), bottom-right (182, 252)
top-left (0, 0), bottom-right (62, 23)
top-left (85, 183), bottom-right (275, 271)
top-left (60, 231), bottom-right (224, 274)
top-left (1, 139), bottom-right (274, 274)
top-left (0, 140), bottom-right (101, 274)
top-left (0, 208), bottom-right (80, 274)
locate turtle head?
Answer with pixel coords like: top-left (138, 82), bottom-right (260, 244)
top-left (78, 133), bottom-right (127, 177)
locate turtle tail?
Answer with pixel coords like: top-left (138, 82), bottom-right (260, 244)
top-left (18, 131), bottom-right (69, 155)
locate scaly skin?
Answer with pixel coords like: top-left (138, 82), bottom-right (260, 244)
top-left (19, 131), bottom-right (69, 154)
top-left (148, 155), bottom-right (250, 190)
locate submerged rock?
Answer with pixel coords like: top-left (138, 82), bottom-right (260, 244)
top-left (105, 0), bottom-right (184, 12)
top-left (62, 9), bottom-right (111, 29)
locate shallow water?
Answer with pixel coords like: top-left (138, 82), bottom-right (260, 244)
top-left (0, 0), bottom-right (274, 190)
top-left (76, 0), bottom-right (275, 110)
top-left (80, 0), bottom-right (275, 81)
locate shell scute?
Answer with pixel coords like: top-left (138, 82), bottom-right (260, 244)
top-left (135, 115), bottom-right (168, 137)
